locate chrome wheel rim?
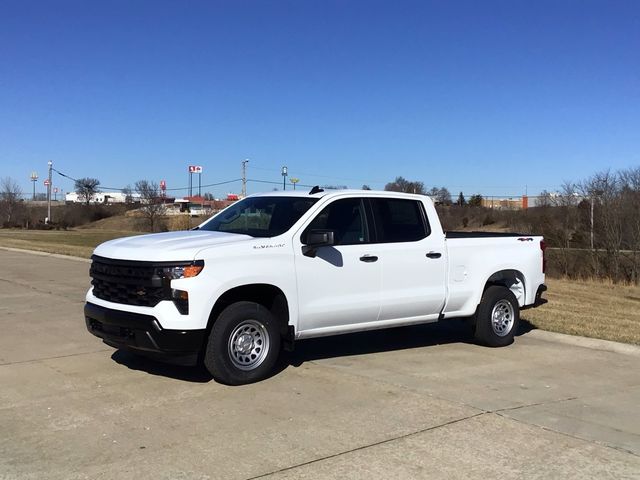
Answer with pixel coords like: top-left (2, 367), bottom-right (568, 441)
top-left (228, 320), bottom-right (270, 370)
top-left (491, 299), bottom-right (515, 337)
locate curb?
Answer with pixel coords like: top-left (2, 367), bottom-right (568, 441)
top-left (0, 246), bottom-right (91, 263)
top-left (524, 329), bottom-right (640, 357)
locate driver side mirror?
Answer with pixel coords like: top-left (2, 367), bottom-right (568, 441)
top-left (302, 229), bottom-right (335, 257)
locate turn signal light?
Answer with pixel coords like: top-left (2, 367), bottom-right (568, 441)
top-left (172, 289), bottom-right (189, 315)
top-left (182, 265), bottom-right (203, 278)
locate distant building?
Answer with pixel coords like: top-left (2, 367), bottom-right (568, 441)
top-left (481, 196), bottom-right (528, 210)
top-left (65, 192), bottom-right (142, 204)
top-left (167, 195), bottom-right (238, 216)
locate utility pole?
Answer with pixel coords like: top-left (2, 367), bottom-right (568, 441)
top-left (590, 196), bottom-right (595, 250)
top-left (241, 159), bottom-right (249, 197)
top-left (46, 160), bottom-right (53, 223)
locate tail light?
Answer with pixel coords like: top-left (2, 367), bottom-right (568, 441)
top-left (540, 240), bottom-right (547, 274)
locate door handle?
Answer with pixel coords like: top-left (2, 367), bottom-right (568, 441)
top-left (359, 255), bottom-right (378, 263)
top-left (426, 252), bottom-right (442, 259)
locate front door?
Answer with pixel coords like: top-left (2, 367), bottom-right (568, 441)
top-left (293, 197), bottom-right (381, 334)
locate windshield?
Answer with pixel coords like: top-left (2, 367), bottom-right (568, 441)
top-left (200, 196), bottom-right (318, 237)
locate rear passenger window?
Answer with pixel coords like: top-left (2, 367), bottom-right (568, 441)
top-left (371, 198), bottom-right (429, 243)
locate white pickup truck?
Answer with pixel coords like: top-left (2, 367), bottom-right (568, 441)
top-left (85, 188), bottom-right (547, 384)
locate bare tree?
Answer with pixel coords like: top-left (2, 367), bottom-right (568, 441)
top-left (0, 177), bottom-right (23, 226)
top-left (75, 178), bottom-right (100, 206)
top-left (536, 190), bottom-right (553, 208)
top-left (553, 181), bottom-right (581, 276)
top-left (122, 185), bottom-right (134, 204)
top-left (384, 176), bottom-right (425, 194)
top-left (135, 180), bottom-right (166, 232)
top-left (580, 170), bottom-right (624, 280)
top-left (619, 167), bottom-right (640, 283)
top-left (428, 187), bottom-right (452, 205)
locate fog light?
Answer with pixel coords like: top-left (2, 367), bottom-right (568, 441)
top-left (172, 289), bottom-right (189, 315)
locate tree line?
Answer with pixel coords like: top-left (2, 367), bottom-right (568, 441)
top-left (3, 167), bottom-right (640, 283)
top-left (381, 176), bottom-right (483, 206)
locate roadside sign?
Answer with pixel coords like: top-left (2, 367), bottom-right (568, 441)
top-left (43, 179), bottom-right (50, 186)
top-left (188, 165), bottom-right (203, 173)
top-left (54, 187), bottom-right (59, 193)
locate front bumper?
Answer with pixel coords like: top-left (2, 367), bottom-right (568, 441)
top-left (85, 302), bottom-right (206, 365)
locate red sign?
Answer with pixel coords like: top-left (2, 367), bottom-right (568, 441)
top-left (43, 179), bottom-right (50, 186)
top-left (160, 180), bottom-right (166, 190)
top-left (188, 165), bottom-right (203, 173)
top-left (54, 187), bottom-right (59, 193)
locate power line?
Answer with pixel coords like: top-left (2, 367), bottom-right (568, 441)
top-left (51, 167), bottom-right (78, 183)
top-left (249, 164), bottom-right (387, 185)
top-left (52, 167), bottom-right (242, 193)
top-left (51, 166), bottom-right (554, 198)
top-left (247, 179), bottom-right (345, 190)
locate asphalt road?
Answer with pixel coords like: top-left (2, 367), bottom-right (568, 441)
top-left (1, 249), bottom-right (639, 479)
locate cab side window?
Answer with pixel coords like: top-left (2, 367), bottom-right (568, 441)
top-left (371, 198), bottom-right (429, 243)
top-left (302, 198), bottom-right (369, 245)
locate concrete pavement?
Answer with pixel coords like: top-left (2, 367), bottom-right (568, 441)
top-left (0, 249), bottom-right (638, 479)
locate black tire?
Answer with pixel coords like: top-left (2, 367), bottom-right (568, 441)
top-left (474, 286), bottom-right (520, 347)
top-left (204, 301), bottom-right (281, 385)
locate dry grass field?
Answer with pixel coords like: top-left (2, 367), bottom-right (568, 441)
top-left (522, 277), bottom-right (640, 345)
top-left (0, 229), bottom-right (139, 258)
top-left (0, 228), bottom-right (639, 345)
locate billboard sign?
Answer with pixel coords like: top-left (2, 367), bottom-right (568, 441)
top-left (188, 165), bottom-right (203, 173)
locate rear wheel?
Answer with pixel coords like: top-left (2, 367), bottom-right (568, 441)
top-left (474, 286), bottom-right (519, 347)
top-left (204, 301), bottom-right (281, 385)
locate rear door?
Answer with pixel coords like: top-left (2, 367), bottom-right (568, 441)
top-left (293, 197), bottom-right (381, 333)
top-left (369, 197), bottom-right (446, 321)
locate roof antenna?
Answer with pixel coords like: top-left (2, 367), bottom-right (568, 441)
top-left (309, 185), bottom-right (324, 195)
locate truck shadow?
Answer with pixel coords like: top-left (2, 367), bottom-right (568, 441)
top-left (285, 318), bottom-right (535, 368)
top-left (286, 319), bottom-right (474, 367)
top-left (109, 319), bottom-right (537, 383)
top-left (111, 350), bottom-right (213, 383)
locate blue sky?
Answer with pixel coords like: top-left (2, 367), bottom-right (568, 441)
top-left (1, 0), bottom-right (638, 198)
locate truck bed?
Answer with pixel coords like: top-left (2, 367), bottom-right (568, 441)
top-left (445, 231), bottom-right (528, 239)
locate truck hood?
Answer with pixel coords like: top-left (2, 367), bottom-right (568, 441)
top-left (93, 230), bottom-right (254, 262)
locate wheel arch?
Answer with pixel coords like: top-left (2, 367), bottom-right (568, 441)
top-left (206, 283), bottom-right (291, 338)
top-left (481, 269), bottom-right (526, 307)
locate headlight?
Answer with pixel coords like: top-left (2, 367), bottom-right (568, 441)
top-left (162, 260), bottom-right (204, 280)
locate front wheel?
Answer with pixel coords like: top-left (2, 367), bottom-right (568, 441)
top-left (474, 286), bottom-right (520, 347)
top-left (204, 301), bottom-right (281, 385)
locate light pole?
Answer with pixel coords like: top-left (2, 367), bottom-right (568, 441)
top-left (241, 159), bottom-right (249, 197)
top-left (30, 172), bottom-right (39, 200)
top-left (46, 161), bottom-right (53, 223)
top-left (281, 166), bottom-right (288, 190)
